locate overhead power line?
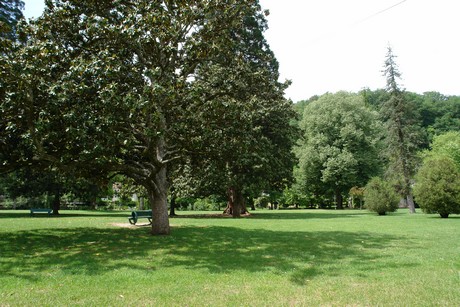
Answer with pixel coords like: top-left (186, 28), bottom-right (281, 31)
top-left (354, 0), bottom-right (408, 26)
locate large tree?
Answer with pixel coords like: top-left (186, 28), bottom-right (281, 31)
top-left (296, 91), bottom-right (382, 209)
top-left (1, 0), bottom-right (279, 234)
top-left (169, 7), bottom-right (298, 217)
top-left (177, 92), bottom-right (298, 217)
top-left (380, 47), bottom-right (424, 213)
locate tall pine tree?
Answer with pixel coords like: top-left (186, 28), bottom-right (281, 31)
top-left (381, 46), bottom-right (423, 213)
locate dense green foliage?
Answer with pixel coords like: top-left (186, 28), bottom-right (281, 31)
top-left (423, 131), bottom-right (460, 169)
top-left (364, 177), bottom-right (399, 215)
top-left (361, 89), bottom-right (460, 146)
top-left (167, 9), bottom-right (298, 216)
top-left (413, 156), bottom-right (460, 218)
top-left (413, 133), bottom-right (460, 218)
top-left (296, 91), bottom-right (382, 208)
top-left (0, 168), bottom-right (101, 212)
top-left (415, 92), bottom-right (460, 143)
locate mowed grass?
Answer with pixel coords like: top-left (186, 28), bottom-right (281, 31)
top-left (0, 209), bottom-right (459, 306)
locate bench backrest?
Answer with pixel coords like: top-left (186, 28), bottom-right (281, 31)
top-left (132, 210), bottom-right (152, 218)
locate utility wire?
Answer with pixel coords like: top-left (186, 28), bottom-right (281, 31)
top-left (353, 0), bottom-right (408, 26)
top-left (307, 0), bottom-right (409, 45)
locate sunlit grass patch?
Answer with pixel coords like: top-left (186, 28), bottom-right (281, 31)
top-left (0, 209), bottom-right (459, 306)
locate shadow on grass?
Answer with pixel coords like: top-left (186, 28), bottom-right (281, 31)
top-left (0, 210), bottom-right (127, 219)
top-left (0, 224), bottom-right (418, 285)
top-left (425, 214), bottom-right (460, 219)
top-left (247, 211), bottom-right (368, 220)
top-left (171, 210), bottom-right (372, 220)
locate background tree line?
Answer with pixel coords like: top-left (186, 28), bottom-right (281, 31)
top-left (293, 49), bottom-right (459, 216)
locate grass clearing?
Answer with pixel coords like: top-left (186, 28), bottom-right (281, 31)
top-left (1, 209), bottom-right (459, 306)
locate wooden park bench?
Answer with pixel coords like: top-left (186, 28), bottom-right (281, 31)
top-left (128, 210), bottom-right (152, 225)
top-left (30, 208), bottom-right (52, 216)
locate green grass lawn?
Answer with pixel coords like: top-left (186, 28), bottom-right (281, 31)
top-left (0, 209), bottom-right (459, 306)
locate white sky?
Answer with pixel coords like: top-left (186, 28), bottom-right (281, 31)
top-left (24, 0), bottom-right (460, 102)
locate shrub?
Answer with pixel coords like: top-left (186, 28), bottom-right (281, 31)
top-left (193, 197), bottom-right (223, 211)
top-left (254, 195), bottom-right (270, 209)
top-left (413, 156), bottom-right (460, 218)
top-left (364, 177), bottom-right (399, 215)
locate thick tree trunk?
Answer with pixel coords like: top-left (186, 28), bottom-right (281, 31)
top-left (406, 194), bottom-right (416, 214)
top-left (223, 187), bottom-right (249, 217)
top-left (148, 166), bottom-right (170, 235)
top-left (335, 189), bottom-right (343, 209)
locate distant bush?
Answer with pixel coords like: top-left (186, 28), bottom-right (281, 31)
top-left (0, 196), bottom-right (45, 209)
top-left (413, 156), bottom-right (460, 218)
top-left (254, 195), bottom-right (270, 209)
top-left (193, 197), bottom-right (224, 211)
top-left (364, 177), bottom-right (399, 215)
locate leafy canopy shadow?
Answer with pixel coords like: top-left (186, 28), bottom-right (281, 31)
top-left (1, 224), bottom-right (418, 285)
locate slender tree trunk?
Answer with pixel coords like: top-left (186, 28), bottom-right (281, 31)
top-left (148, 166), bottom-right (170, 235)
top-left (52, 189), bottom-right (60, 215)
top-left (139, 197), bottom-right (144, 210)
top-left (335, 189), bottom-right (343, 209)
top-left (249, 198), bottom-right (256, 211)
top-left (406, 194), bottom-right (416, 214)
top-left (169, 192), bottom-right (177, 217)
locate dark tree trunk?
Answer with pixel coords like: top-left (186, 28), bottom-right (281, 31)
top-left (223, 187), bottom-right (249, 217)
top-left (52, 190), bottom-right (60, 215)
top-left (248, 198), bottom-right (255, 211)
top-left (169, 192), bottom-right (177, 217)
top-left (335, 189), bottom-right (343, 209)
top-left (148, 166), bottom-right (170, 235)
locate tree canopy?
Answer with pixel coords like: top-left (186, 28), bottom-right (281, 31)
top-left (167, 9), bottom-right (298, 216)
top-left (0, 0), bottom-right (296, 233)
top-left (296, 91), bottom-right (382, 209)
